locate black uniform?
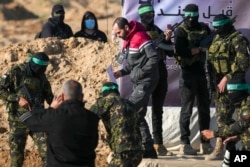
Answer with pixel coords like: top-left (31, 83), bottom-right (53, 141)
top-left (40, 4), bottom-right (73, 39)
top-left (40, 18), bottom-right (73, 39)
top-left (175, 19), bottom-right (211, 145)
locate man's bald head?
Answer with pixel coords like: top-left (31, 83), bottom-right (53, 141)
top-left (62, 80), bottom-right (83, 101)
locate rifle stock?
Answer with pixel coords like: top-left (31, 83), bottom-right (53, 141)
top-left (154, 18), bottom-right (185, 51)
top-left (204, 49), bottom-right (214, 101)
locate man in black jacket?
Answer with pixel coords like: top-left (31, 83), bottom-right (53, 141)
top-left (174, 4), bottom-right (213, 155)
top-left (40, 4), bottom-right (73, 39)
top-left (113, 17), bottom-right (159, 158)
top-left (19, 79), bottom-right (99, 167)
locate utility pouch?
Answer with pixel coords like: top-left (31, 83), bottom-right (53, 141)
top-left (215, 56), bottom-right (230, 74)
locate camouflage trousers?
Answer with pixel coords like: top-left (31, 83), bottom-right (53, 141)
top-left (8, 120), bottom-right (47, 167)
top-left (109, 150), bottom-right (143, 167)
top-left (214, 93), bottom-right (238, 129)
top-left (215, 93), bottom-right (250, 150)
top-left (237, 97), bottom-right (250, 151)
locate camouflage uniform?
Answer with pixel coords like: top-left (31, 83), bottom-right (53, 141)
top-left (90, 92), bottom-right (143, 167)
top-left (214, 96), bottom-right (250, 149)
top-left (0, 63), bottom-right (53, 167)
top-left (237, 97), bottom-right (250, 151)
top-left (208, 30), bottom-right (250, 149)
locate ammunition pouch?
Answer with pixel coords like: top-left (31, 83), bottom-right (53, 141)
top-left (214, 56), bottom-right (231, 74)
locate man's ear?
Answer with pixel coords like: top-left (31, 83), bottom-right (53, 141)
top-left (61, 93), bottom-right (65, 101)
top-left (80, 93), bottom-right (84, 101)
top-left (125, 25), bottom-right (129, 32)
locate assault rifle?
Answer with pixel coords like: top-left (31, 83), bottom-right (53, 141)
top-left (154, 18), bottom-right (185, 51)
top-left (20, 84), bottom-right (42, 110)
top-left (203, 49), bottom-right (214, 101)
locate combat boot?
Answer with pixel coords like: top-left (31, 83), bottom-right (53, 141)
top-left (143, 149), bottom-right (158, 159)
top-left (153, 144), bottom-right (173, 156)
top-left (200, 142), bottom-right (213, 154)
top-left (205, 137), bottom-right (224, 160)
top-left (179, 144), bottom-right (197, 155)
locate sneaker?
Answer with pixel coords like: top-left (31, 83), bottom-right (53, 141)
top-left (143, 149), bottom-right (158, 159)
top-left (153, 144), bottom-right (173, 156)
top-left (179, 144), bottom-right (197, 155)
top-left (200, 143), bottom-right (213, 154)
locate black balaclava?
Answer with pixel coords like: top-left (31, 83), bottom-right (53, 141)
top-left (212, 14), bottom-right (234, 37)
top-left (138, 3), bottom-right (155, 29)
top-left (183, 4), bottom-right (199, 28)
top-left (51, 4), bottom-right (65, 25)
top-left (101, 82), bottom-right (120, 97)
top-left (28, 52), bottom-right (49, 77)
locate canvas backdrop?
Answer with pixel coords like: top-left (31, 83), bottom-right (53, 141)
top-left (118, 0), bottom-right (250, 150)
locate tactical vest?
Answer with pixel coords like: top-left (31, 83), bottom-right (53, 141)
top-left (176, 23), bottom-right (209, 66)
top-left (209, 31), bottom-right (250, 104)
top-left (15, 64), bottom-right (45, 104)
top-left (146, 29), bottom-right (160, 41)
top-left (145, 25), bottom-right (166, 60)
top-left (208, 31), bottom-right (245, 74)
top-left (7, 64), bottom-right (46, 115)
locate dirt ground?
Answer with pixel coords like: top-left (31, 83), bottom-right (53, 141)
top-left (0, 1), bottom-right (224, 167)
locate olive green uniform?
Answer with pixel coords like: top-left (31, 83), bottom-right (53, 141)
top-left (214, 96), bottom-right (250, 150)
top-left (0, 63), bottom-right (53, 167)
top-left (208, 30), bottom-right (250, 150)
top-left (90, 93), bottom-right (143, 167)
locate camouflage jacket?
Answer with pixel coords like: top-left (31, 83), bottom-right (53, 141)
top-left (215, 96), bottom-right (250, 138)
top-left (90, 93), bottom-right (142, 153)
top-left (208, 30), bottom-right (249, 80)
top-left (0, 63), bottom-right (53, 121)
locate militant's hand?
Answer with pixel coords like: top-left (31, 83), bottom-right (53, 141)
top-left (201, 130), bottom-right (215, 140)
top-left (19, 97), bottom-right (31, 111)
top-left (164, 29), bottom-right (172, 41)
top-left (50, 94), bottom-right (63, 109)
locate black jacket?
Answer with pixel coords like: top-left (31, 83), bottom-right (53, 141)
top-left (20, 100), bottom-right (99, 167)
top-left (41, 18), bottom-right (73, 39)
top-left (74, 30), bottom-right (107, 42)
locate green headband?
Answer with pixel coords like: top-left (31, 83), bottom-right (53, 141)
top-left (138, 6), bottom-right (154, 15)
top-left (53, 12), bottom-right (64, 17)
top-left (184, 11), bottom-right (199, 17)
top-left (212, 19), bottom-right (231, 27)
top-left (29, 56), bottom-right (49, 66)
top-left (101, 85), bottom-right (118, 93)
